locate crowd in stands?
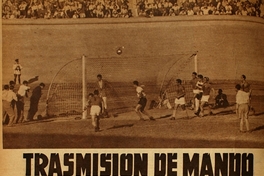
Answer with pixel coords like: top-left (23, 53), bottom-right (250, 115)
top-left (2, 0), bottom-right (264, 19)
top-left (2, 0), bottom-right (132, 19)
top-left (137, 0), bottom-right (264, 17)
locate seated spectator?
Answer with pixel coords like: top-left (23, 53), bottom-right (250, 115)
top-left (19, 1), bottom-right (28, 18)
top-left (201, 3), bottom-right (210, 15)
top-left (241, 6), bottom-right (248, 15)
top-left (193, 3), bottom-right (202, 15)
top-left (213, 89), bottom-right (229, 108)
top-left (225, 3), bottom-right (233, 15)
top-left (1, 0), bottom-right (263, 18)
top-left (187, 8), bottom-right (194, 15)
top-left (172, 3), bottom-right (180, 15)
top-left (179, 7), bottom-right (187, 15)
top-left (260, 1), bottom-right (264, 18)
top-left (219, 4), bottom-right (226, 15)
top-left (169, 8), bottom-right (176, 16)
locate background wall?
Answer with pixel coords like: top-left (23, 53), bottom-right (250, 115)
top-left (2, 16), bottom-right (264, 85)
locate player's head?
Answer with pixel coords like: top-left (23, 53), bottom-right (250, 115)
top-left (97, 74), bottom-right (102, 81)
top-left (39, 83), bottom-right (45, 88)
top-left (198, 74), bottom-right (203, 80)
top-left (9, 80), bottom-right (15, 86)
top-left (94, 90), bottom-right (99, 95)
top-left (176, 79), bottom-right (182, 84)
top-left (10, 85), bottom-right (14, 90)
top-left (3, 84), bottom-right (9, 90)
top-left (192, 72), bottom-right (197, 78)
top-left (203, 77), bottom-right (209, 82)
top-left (23, 80), bottom-right (28, 85)
top-left (218, 89), bottom-right (223, 94)
top-left (88, 93), bottom-right (94, 98)
top-left (241, 74), bottom-right (246, 80)
top-left (235, 84), bottom-right (241, 90)
top-left (15, 59), bottom-right (19, 63)
top-left (133, 81), bottom-right (139, 86)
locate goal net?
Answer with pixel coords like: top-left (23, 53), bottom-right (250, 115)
top-left (46, 52), bottom-right (197, 117)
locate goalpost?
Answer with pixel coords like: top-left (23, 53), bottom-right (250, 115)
top-left (46, 55), bottom-right (88, 119)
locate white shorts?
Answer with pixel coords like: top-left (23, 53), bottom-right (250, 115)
top-left (201, 95), bottom-right (210, 102)
top-left (193, 89), bottom-right (200, 94)
top-left (174, 97), bottom-right (186, 105)
top-left (90, 105), bottom-right (101, 116)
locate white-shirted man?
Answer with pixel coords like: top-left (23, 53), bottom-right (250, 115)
top-left (2, 85), bottom-right (18, 126)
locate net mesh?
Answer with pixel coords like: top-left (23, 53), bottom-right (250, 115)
top-left (158, 53), bottom-right (196, 106)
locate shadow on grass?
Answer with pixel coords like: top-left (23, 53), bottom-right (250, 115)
top-left (251, 125), bottom-right (264, 132)
top-left (254, 112), bottom-right (264, 116)
top-left (3, 133), bottom-right (264, 149)
top-left (158, 114), bottom-right (172, 119)
top-left (107, 124), bottom-right (134, 130)
top-left (15, 119), bottom-right (55, 126)
top-left (213, 110), bottom-right (236, 116)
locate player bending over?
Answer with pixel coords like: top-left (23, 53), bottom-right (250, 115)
top-left (133, 81), bottom-right (155, 121)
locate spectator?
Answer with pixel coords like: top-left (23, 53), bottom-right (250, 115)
top-left (193, 3), bottom-right (202, 15)
top-left (16, 80), bottom-right (30, 123)
top-left (26, 83), bottom-right (45, 121)
top-left (13, 59), bottom-right (22, 85)
top-left (2, 85), bottom-right (17, 127)
top-left (2, 0), bottom-right (263, 18)
top-left (260, 1), bottom-right (264, 18)
top-left (187, 7), bottom-right (194, 15)
top-left (225, 3), bottom-right (233, 15)
top-left (214, 89), bottom-right (229, 108)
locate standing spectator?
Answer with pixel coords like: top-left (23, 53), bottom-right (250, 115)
top-left (16, 81), bottom-right (30, 123)
top-left (26, 83), bottom-right (45, 121)
top-left (2, 85), bottom-right (17, 126)
top-left (170, 79), bottom-right (188, 120)
top-left (235, 84), bottom-right (250, 133)
top-left (13, 59), bottom-right (22, 84)
top-left (133, 81), bottom-right (155, 121)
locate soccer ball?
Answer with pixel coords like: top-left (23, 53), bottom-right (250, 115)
top-left (116, 48), bottom-right (122, 55)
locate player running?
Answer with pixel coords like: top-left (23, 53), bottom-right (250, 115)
top-left (133, 81), bottom-right (155, 121)
top-left (170, 79), bottom-right (188, 120)
top-left (199, 77), bottom-right (215, 117)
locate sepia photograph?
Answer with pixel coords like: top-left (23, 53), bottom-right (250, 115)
top-left (1, 0), bottom-right (264, 174)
